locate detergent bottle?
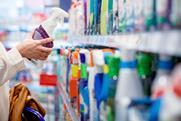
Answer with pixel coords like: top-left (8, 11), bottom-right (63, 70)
top-left (152, 55), bottom-right (173, 99)
top-left (31, 8), bottom-right (69, 65)
top-left (115, 50), bottom-right (144, 121)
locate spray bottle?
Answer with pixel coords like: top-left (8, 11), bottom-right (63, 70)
top-left (159, 64), bottom-right (181, 121)
top-left (92, 49), bottom-right (105, 121)
top-left (152, 55), bottom-right (173, 99)
top-left (137, 52), bottom-right (155, 96)
top-left (115, 50), bottom-right (144, 121)
top-left (79, 49), bottom-right (89, 121)
top-left (31, 8), bottom-right (69, 65)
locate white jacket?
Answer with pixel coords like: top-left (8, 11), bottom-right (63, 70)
top-left (0, 43), bottom-right (25, 121)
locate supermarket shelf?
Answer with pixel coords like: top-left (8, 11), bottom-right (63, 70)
top-left (69, 30), bottom-right (181, 56)
top-left (57, 82), bottom-right (79, 121)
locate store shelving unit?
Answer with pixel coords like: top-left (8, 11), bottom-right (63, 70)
top-left (57, 82), bottom-right (79, 121)
top-left (69, 30), bottom-right (181, 56)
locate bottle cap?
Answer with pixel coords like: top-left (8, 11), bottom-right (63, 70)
top-left (92, 50), bottom-right (105, 66)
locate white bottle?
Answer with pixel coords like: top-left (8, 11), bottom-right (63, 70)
top-left (160, 64), bottom-right (181, 121)
top-left (91, 50), bottom-right (104, 121)
top-left (152, 55), bottom-right (172, 98)
top-left (31, 8), bottom-right (69, 67)
top-left (115, 50), bottom-right (144, 121)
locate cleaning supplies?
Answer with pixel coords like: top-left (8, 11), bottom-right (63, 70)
top-left (115, 50), bottom-right (144, 121)
top-left (33, 8), bottom-right (68, 47)
top-left (143, 0), bottom-right (157, 31)
top-left (118, 0), bottom-right (127, 32)
top-left (171, 0), bottom-right (181, 28)
top-left (100, 0), bottom-right (108, 35)
top-left (69, 50), bottom-right (80, 115)
top-left (108, 0), bottom-right (113, 34)
top-left (92, 49), bottom-right (105, 121)
top-left (159, 64), bottom-right (181, 121)
top-left (31, 8), bottom-right (68, 65)
top-left (79, 49), bottom-right (89, 121)
top-left (106, 53), bottom-right (120, 121)
top-left (125, 0), bottom-right (135, 32)
top-left (113, 0), bottom-right (119, 34)
top-left (137, 52), bottom-right (155, 96)
top-left (152, 55), bottom-right (173, 99)
top-left (156, 0), bottom-right (172, 29)
top-left (134, 0), bottom-right (144, 32)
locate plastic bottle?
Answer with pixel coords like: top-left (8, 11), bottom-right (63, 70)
top-left (92, 49), bottom-right (104, 121)
top-left (115, 50), bottom-right (144, 121)
top-left (79, 49), bottom-right (89, 121)
top-left (159, 64), bottom-right (181, 121)
top-left (156, 0), bottom-right (172, 30)
top-left (113, 0), bottom-right (119, 34)
top-left (143, 0), bottom-right (157, 31)
top-left (137, 52), bottom-right (155, 96)
top-left (106, 52), bottom-right (120, 121)
top-left (31, 8), bottom-right (68, 65)
top-left (134, 0), bottom-right (144, 32)
top-left (118, 0), bottom-right (127, 32)
top-left (100, 0), bottom-right (108, 35)
top-left (152, 55), bottom-right (173, 99)
top-left (171, 0), bottom-right (181, 28)
top-left (69, 50), bottom-right (80, 115)
top-left (125, 0), bottom-right (135, 32)
top-left (33, 7), bottom-right (68, 47)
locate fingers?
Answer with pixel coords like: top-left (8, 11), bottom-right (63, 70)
top-left (38, 46), bottom-right (52, 53)
top-left (37, 38), bottom-right (53, 46)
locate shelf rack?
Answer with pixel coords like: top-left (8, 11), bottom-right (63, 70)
top-left (69, 30), bottom-right (181, 56)
top-left (57, 82), bottom-right (79, 121)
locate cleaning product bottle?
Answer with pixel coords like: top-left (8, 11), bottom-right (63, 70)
top-left (108, 0), bottom-right (114, 34)
top-left (134, 0), bottom-right (144, 32)
top-left (86, 50), bottom-right (96, 121)
top-left (156, 0), bottom-right (172, 29)
top-left (159, 64), bottom-right (181, 121)
top-left (171, 0), bottom-right (181, 28)
top-left (31, 8), bottom-right (69, 65)
top-left (99, 50), bottom-right (113, 121)
top-left (92, 49), bottom-right (105, 121)
top-left (69, 50), bottom-right (80, 116)
top-left (143, 0), bottom-right (157, 31)
top-left (106, 51), bottom-right (120, 121)
top-left (125, 0), bottom-right (135, 32)
top-left (137, 52), bottom-right (155, 96)
top-left (113, 0), bottom-right (119, 34)
top-left (152, 55), bottom-right (173, 99)
top-left (115, 50), bottom-right (144, 121)
top-left (100, 0), bottom-right (108, 35)
top-left (33, 7), bottom-right (68, 47)
top-left (118, 0), bottom-right (127, 32)
top-left (79, 49), bottom-right (89, 121)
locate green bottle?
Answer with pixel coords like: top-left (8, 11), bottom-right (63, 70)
top-left (137, 52), bottom-right (155, 96)
top-left (107, 56), bottom-right (120, 121)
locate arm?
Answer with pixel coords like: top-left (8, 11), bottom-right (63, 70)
top-left (0, 38), bottom-right (53, 86)
top-left (0, 46), bottom-right (25, 86)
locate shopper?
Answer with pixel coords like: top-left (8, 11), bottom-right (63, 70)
top-left (0, 37), bottom-right (53, 121)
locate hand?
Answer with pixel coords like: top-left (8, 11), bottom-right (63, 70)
top-left (16, 38), bottom-right (53, 60)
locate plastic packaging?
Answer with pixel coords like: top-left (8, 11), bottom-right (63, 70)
top-left (115, 50), bottom-right (144, 121)
top-left (152, 55), bottom-right (173, 99)
top-left (32, 8), bottom-right (68, 66)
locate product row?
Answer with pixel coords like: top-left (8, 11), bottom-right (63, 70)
top-left (43, 48), bottom-right (181, 121)
top-left (69, 0), bottom-right (181, 35)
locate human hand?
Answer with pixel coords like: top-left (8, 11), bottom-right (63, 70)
top-left (16, 38), bottom-right (53, 60)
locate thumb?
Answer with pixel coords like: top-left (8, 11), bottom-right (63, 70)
top-left (37, 38), bottom-right (53, 45)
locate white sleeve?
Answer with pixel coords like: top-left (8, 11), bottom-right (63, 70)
top-left (0, 47), bottom-right (25, 86)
